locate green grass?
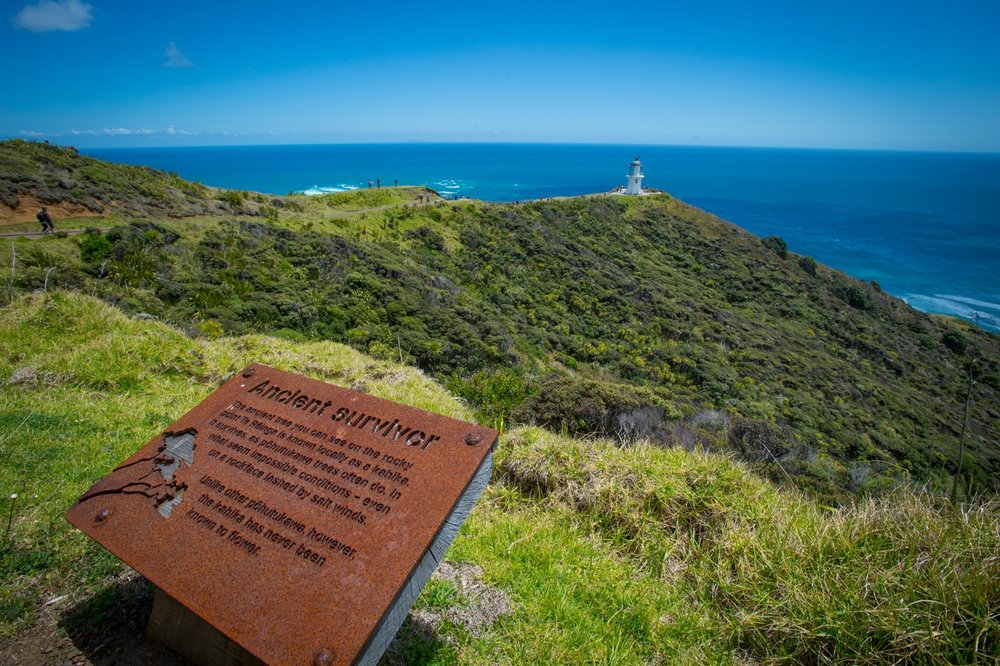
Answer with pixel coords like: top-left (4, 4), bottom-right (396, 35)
top-left (495, 427), bottom-right (1000, 663)
top-left (310, 186), bottom-right (428, 211)
top-left (448, 502), bottom-right (687, 664)
top-left (1, 292), bottom-right (996, 663)
top-left (0, 217), bottom-right (109, 235)
top-left (0, 292), bottom-right (466, 637)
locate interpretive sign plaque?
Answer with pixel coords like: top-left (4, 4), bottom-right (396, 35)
top-left (66, 364), bottom-right (498, 666)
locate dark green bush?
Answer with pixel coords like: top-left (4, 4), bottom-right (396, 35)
top-left (836, 282), bottom-right (868, 309)
top-left (217, 190), bottom-right (245, 208)
top-left (762, 236), bottom-right (788, 259)
top-left (79, 231), bottom-right (112, 262)
top-left (448, 368), bottom-right (538, 430)
top-left (406, 226), bottom-right (446, 251)
top-left (512, 376), bottom-right (673, 443)
top-left (798, 255), bottom-right (818, 276)
top-left (727, 417), bottom-right (790, 462)
top-left (942, 328), bottom-right (968, 355)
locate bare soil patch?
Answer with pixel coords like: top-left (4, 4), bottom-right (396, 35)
top-left (0, 570), bottom-right (186, 666)
top-left (1, 194), bottom-right (102, 226)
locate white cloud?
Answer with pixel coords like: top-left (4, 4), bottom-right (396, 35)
top-left (163, 42), bottom-right (193, 68)
top-left (69, 128), bottom-right (132, 136)
top-left (14, 0), bottom-right (93, 33)
top-left (27, 125), bottom-right (195, 139)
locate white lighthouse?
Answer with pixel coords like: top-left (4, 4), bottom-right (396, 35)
top-left (625, 156), bottom-right (644, 195)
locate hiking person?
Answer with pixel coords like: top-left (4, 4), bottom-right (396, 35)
top-left (37, 207), bottom-right (54, 234)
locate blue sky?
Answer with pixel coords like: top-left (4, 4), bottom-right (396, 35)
top-left (2, 0), bottom-right (998, 151)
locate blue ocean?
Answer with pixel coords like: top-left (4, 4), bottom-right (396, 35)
top-left (86, 144), bottom-right (1000, 334)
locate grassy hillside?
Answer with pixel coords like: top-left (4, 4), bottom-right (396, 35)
top-left (1, 292), bottom-right (997, 664)
top-left (0, 139), bottom-right (279, 225)
top-left (1, 141), bottom-right (996, 504)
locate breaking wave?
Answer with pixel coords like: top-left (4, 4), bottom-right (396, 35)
top-left (904, 294), bottom-right (1000, 333)
top-left (298, 184), bottom-right (359, 195)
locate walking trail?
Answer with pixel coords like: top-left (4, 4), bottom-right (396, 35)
top-left (0, 199), bottom-right (447, 239)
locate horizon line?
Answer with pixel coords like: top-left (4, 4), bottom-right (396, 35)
top-left (12, 137), bottom-right (996, 157)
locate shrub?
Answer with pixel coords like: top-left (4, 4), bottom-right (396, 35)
top-left (449, 368), bottom-right (538, 431)
top-left (669, 409), bottom-right (730, 451)
top-left (217, 190), bottom-right (245, 208)
top-left (197, 319), bottom-right (225, 340)
top-left (406, 226), bottom-right (446, 251)
top-left (79, 231), bottom-right (112, 262)
top-left (762, 235), bottom-right (788, 259)
top-left (512, 376), bottom-right (674, 443)
top-left (20, 247), bottom-right (63, 269)
top-left (835, 281), bottom-right (868, 309)
top-left (727, 417), bottom-right (789, 462)
top-left (942, 328), bottom-right (968, 355)
top-left (798, 255), bottom-right (818, 276)
top-left (846, 285), bottom-right (867, 308)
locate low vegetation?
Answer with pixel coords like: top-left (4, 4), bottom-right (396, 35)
top-left (0, 139), bottom-right (276, 222)
top-left (1, 293), bottom-right (997, 663)
top-left (2, 148), bottom-right (996, 503)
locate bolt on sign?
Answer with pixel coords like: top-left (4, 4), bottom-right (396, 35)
top-left (66, 364), bottom-right (498, 665)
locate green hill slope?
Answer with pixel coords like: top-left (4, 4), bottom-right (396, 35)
top-left (1, 293), bottom-right (997, 663)
top-left (1, 140), bottom-right (997, 505)
top-left (0, 139), bottom-right (277, 224)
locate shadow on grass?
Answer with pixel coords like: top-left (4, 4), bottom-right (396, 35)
top-left (57, 574), bottom-right (450, 665)
top-left (59, 575), bottom-right (187, 665)
top-left (380, 614), bottom-right (455, 665)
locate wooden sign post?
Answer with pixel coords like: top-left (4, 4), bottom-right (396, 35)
top-left (66, 364), bottom-right (497, 665)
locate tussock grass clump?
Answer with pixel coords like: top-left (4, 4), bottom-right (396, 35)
top-left (497, 427), bottom-right (1000, 663)
top-left (716, 493), bottom-right (999, 663)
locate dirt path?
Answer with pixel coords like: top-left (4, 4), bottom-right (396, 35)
top-left (0, 198), bottom-right (451, 240)
top-left (0, 228), bottom-right (105, 239)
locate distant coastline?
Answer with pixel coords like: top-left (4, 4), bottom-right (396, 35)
top-left (85, 143), bottom-right (1000, 333)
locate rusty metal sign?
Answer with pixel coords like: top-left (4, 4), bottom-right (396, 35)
top-left (66, 364), bottom-right (498, 665)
